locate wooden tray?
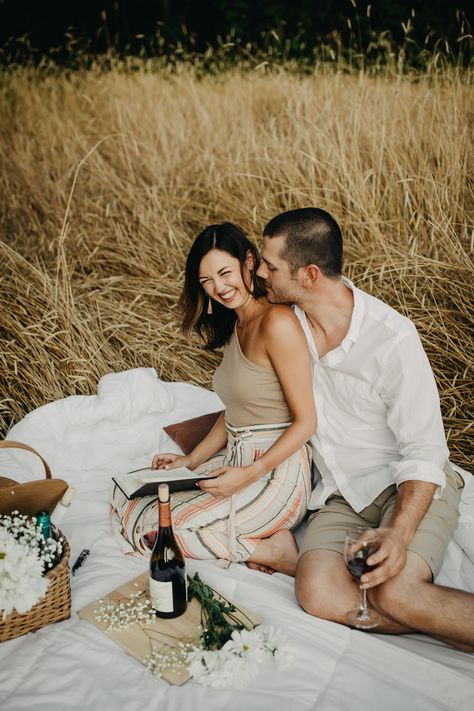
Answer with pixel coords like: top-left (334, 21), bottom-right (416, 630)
top-left (79, 571), bottom-right (259, 685)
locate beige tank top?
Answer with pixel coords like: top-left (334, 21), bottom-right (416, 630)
top-left (212, 326), bottom-right (292, 427)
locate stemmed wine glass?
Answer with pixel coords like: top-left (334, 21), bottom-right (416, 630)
top-left (343, 526), bottom-right (381, 630)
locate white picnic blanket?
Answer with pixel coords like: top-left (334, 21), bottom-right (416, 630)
top-left (1, 367), bottom-right (473, 710)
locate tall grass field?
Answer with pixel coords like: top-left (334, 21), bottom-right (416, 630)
top-left (0, 60), bottom-right (472, 468)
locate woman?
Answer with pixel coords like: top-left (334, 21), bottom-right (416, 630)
top-left (110, 222), bottom-right (316, 575)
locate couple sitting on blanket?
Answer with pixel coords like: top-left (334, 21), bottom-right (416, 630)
top-left (110, 207), bottom-right (474, 652)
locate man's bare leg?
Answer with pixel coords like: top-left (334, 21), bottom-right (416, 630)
top-left (296, 549), bottom-right (474, 651)
top-left (369, 551), bottom-right (474, 652)
top-left (246, 529), bottom-right (299, 576)
top-left (295, 549), bottom-right (414, 633)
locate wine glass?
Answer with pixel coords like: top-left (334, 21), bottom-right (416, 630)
top-left (343, 526), bottom-right (381, 630)
top-left (142, 529), bottom-right (157, 551)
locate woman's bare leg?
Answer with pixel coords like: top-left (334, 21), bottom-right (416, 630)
top-left (246, 529), bottom-right (299, 576)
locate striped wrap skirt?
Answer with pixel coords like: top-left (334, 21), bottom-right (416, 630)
top-left (109, 421), bottom-right (312, 563)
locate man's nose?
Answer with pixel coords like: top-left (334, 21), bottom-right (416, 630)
top-left (256, 263), bottom-right (267, 279)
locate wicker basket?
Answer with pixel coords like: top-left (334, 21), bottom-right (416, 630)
top-left (0, 530), bottom-right (71, 643)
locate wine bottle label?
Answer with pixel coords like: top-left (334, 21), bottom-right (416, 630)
top-left (149, 577), bottom-right (174, 613)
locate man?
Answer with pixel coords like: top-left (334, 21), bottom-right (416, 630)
top-left (256, 207), bottom-right (474, 651)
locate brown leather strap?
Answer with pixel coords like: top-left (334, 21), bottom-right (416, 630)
top-left (0, 440), bottom-right (52, 479)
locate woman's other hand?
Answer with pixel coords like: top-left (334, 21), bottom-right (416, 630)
top-left (198, 466), bottom-right (255, 498)
top-left (151, 453), bottom-right (193, 470)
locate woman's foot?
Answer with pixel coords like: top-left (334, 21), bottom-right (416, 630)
top-left (246, 529), bottom-right (299, 576)
top-left (246, 561), bottom-right (275, 574)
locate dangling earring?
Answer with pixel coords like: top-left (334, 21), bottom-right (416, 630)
top-left (207, 297), bottom-right (213, 315)
top-left (250, 269), bottom-right (255, 294)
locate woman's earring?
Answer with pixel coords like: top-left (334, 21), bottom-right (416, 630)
top-left (250, 269), bottom-right (255, 293)
top-left (207, 297), bottom-right (213, 315)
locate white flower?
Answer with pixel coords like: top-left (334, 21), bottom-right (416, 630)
top-left (206, 653), bottom-right (252, 689)
top-left (185, 624), bottom-right (295, 689)
top-left (221, 628), bottom-right (266, 663)
top-left (259, 625), bottom-right (295, 668)
top-left (0, 528), bottom-right (49, 618)
top-left (273, 644), bottom-right (295, 668)
top-left (187, 647), bottom-right (254, 689)
top-left (187, 648), bottom-right (223, 680)
top-left (0, 513), bottom-right (62, 570)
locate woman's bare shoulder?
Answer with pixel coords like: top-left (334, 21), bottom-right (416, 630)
top-left (260, 304), bottom-right (302, 336)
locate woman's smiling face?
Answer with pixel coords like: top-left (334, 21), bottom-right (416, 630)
top-left (198, 248), bottom-right (251, 309)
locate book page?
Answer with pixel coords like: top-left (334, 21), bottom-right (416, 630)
top-left (140, 467), bottom-right (210, 482)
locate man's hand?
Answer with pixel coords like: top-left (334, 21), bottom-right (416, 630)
top-left (360, 527), bottom-right (408, 589)
top-left (198, 466), bottom-right (254, 498)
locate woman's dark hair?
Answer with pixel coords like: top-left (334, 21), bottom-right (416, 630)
top-left (180, 222), bottom-right (266, 351)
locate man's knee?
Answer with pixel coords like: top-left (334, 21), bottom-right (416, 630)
top-left (295, 574), bottom-right (333, 619)
top-left (369, 557), bottom-right (431, 621)
top-left (369, 577), bottom-right (400, 619)
top-left (295, 550), bottom-right (346, 620)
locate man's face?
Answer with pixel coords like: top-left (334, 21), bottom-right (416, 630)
top-left (257, 235), bottom-right (302, 304)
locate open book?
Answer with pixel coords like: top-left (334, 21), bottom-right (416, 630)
top-left (112, 466), bottom-right (212, 499)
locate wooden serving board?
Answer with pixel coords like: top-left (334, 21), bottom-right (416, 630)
top-left (79, 571), bottom-right (259, 685)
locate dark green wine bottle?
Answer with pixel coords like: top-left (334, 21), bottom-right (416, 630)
top-left (149, 483), bottom-right (187, 618)
top-left (36, 510), bottom-right (51, 540)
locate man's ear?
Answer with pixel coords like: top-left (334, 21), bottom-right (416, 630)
top-left (301, 264), bottom-right (320, 287)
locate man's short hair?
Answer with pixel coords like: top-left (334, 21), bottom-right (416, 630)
top-left (263, 207), bottom-right (343, 277)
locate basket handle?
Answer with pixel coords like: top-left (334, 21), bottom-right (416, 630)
top-left (0, 440), bottom-right (52, 479)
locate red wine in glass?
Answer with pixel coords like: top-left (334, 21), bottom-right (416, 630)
top-left (143, 530), bottom-right (157, 551)
top-left (346, 546), bottom-right (373, 581)
top-left (344, 527), bottom-right (381, 629)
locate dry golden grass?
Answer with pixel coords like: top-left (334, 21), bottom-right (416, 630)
top-left (0, 64), bottom-right (472, 467)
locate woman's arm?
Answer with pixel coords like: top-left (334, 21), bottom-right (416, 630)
top-left (199, 308), bottom-right (316, 497)
top-left (252, 307), bottom-right (317, 476)
top-left (186, 411), bottom-right (228, 468)
top-left (152, 412), bottom-right (227, 471)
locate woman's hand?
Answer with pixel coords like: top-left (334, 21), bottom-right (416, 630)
top-left (151, 453), bottom-right (194, 471)
top-left (198, 466), bottom-right (255, 498)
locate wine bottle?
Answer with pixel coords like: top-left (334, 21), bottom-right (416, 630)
top-left (35, 510), bottom-right (51, 541)
top-left (50, 486), bottom-right (76, 527)
top-left (149, 483), bottom-right (187, 618)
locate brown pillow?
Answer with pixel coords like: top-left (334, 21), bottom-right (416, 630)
top-left (163, 411), bottom-right (224, 454)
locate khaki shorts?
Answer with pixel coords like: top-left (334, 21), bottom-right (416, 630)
top-left (299, 463), bottom-right (464, 578)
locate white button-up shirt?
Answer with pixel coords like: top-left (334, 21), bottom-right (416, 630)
top-left (294, 278), bottom-right (449, 513)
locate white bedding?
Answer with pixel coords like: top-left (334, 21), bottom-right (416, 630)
top-left (1, 368), bottom-right (473, 710)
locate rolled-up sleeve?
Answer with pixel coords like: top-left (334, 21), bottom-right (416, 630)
top-left (382, 331), bottom-right (449, 497)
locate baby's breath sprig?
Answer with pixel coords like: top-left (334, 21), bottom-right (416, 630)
top-left (145, 639), bottom-right (196, 677)
top-left (94, 584), bottom-right (156, 630)
top-left (0, 511), bottom-right (63, 571)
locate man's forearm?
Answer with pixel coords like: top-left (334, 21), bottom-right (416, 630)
top-left (387, 480), bottom-right (437, 545)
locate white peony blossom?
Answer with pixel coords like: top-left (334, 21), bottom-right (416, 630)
top-left (0, 528), bottom-right (49, 619)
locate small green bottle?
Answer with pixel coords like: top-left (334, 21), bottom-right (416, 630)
top-left (36, 510), bottom-right (51, 541)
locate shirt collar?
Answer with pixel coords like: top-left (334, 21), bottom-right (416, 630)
top-left (340, 277), bottom-right (365, 352)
